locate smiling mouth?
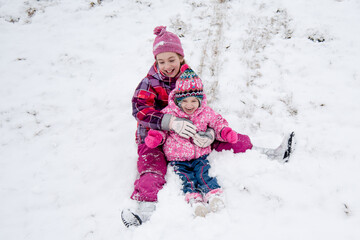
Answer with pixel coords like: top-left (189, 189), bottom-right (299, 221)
top-left (165, 69), bottom-right (175, 75)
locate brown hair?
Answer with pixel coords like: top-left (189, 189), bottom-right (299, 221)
top-left (178, 54), bottom-right (186, 65)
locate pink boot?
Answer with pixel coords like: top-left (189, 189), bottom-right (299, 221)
top-left (185, 192), bottom-right (209, 217)
top-left (204, 189), bottom-right (225, 213)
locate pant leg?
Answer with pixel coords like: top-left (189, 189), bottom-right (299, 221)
top-left (170, 160), bottom-right (198, 194)
top-left (193, 155), bottom-right (221, 194)
top-left (130, 144), bottom-right (167, 202)
top-left (213, 133), bottom-right (253, 153)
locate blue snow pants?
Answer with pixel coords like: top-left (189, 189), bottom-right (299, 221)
top-left (170, 155), bottom-right (221, 195)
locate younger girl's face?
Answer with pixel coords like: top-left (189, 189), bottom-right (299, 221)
top-left (156, 52), bottom-right (183, 78)
top-left (180, 97), bottom-right (200, 115)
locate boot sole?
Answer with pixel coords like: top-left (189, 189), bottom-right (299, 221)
top-left (283, 131), bottom-right (295, 163)
top-left (121, 209), bottom-right (142, 228)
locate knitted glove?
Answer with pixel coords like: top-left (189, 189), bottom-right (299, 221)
top-left (169, 116), bottom-right (197, 139)
top-left (145, 130), bottom-right (163, 148)
top-left (193, 128), bottom-right (215, 148)
top-left (221, 127), bottom-right (238, 144)
top-left (161, 114), bottom-right (197, 139)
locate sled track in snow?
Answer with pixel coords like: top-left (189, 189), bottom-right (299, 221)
top-left (197, 0), bottom-right (228, 104)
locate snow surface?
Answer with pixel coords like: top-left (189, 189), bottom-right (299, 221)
top-left (1, 0), bottom-right (360, 239)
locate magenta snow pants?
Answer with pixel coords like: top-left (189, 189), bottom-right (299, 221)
top-left (212, 133), bottom-right (253, 153)
top-left (130, 133), bottom-right (252, 202)
top-left (130, 144), bottom-right (167, 202)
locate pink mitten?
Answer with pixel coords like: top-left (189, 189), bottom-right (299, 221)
top-left (221, 127), bottom-right (238, 144)
top-left (145, 130), bottom-right (163, 148)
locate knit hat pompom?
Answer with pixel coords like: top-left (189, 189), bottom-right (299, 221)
top-left (180, 64), bottom-right (190, 73)
top-left (174, 65), bottom-right (204, 107)
top-left (153, 26), bottom-right (184, 58)
top-left (153, 26), bottom-right (167, 36)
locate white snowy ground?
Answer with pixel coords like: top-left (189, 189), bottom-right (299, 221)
top-left (1, 0), bottom-right (360, 239)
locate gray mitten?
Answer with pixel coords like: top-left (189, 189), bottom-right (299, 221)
top-left (193, 128), bottom-right (215, 148)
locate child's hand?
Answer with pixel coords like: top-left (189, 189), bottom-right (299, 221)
top-left (193, 128), bottom-right (215, 148)
top-left (145, 130), bottom-right (163, 148)
top-left (221, 127), bottom-right (238, 144)
top-left (169, 116), bottom-right (197, 139)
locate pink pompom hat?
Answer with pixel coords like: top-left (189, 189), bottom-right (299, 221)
top-left (153, 26), bottom-right (184, 58)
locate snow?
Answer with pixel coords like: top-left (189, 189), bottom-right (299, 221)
top-left (1, 0), bottom-right (360, 239)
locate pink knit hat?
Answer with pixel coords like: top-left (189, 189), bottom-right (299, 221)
top-left (153, 26), bottom-right (184, 58)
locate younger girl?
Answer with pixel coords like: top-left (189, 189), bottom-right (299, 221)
top-left (145, 64), bottom-right (239, 217)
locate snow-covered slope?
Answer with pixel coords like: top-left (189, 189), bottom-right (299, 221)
top-left (1, 0), bottom-right (359, 239)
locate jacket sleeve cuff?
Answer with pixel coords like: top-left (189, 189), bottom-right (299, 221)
top-left (206, 127), bottom-right (216, 141)
top-left (161, 114), bottom-right (172, 131)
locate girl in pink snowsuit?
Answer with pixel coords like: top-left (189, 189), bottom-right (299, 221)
top-left (144, 64), bottom-right (243, 216)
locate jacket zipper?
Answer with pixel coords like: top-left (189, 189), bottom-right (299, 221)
top-left (194, 144), bottom-right (197, 159)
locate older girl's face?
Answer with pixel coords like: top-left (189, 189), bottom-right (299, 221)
top-left (156, 52), bottom-right (183, 78)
